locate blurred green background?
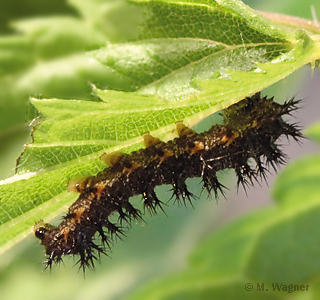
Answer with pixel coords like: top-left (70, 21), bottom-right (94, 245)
top-left (0, 1), bottom-right (320, 300)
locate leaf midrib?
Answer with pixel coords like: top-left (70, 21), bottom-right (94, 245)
top-left (136, 40), bottom-right (293, 92)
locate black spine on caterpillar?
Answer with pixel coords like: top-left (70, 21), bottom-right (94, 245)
top-left (34, 93), bottom-right (303, 271)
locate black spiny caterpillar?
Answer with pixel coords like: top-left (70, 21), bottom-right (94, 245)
top-left (34, 93), bottom-right (302, 271)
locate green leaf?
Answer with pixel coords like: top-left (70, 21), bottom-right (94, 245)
top-left (91, 0), bottom-right (299, 98)
top-left (0, 1), bottom-right (74, 34)
top-left (1, 0), bottom-right (320, 258)
top-left (306, 121), bottom-right (320, 143)
top-left (0, 13), bottom-right (129, 134)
